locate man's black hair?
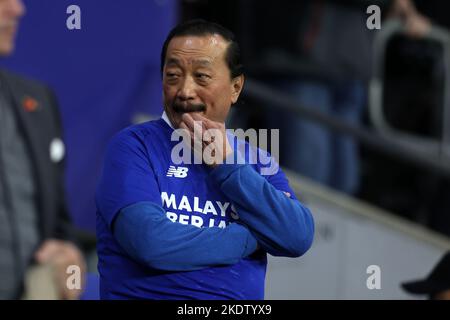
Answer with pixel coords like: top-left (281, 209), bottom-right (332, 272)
top-left (160, 19), bottom-right (243, 79)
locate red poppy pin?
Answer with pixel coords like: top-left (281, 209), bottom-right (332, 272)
top-left (23, 96), bottom-right (39, 112)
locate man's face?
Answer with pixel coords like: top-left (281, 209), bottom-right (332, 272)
top-left (162, 34), bottom-right (244, 128)
top-left (0, 0), bottom-right (25, 56)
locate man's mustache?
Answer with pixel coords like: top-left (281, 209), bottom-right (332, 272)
top-left (172, 102), bottom-right (206, 114)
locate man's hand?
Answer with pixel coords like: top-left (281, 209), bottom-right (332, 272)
top-left (34, 239), bottom-right (86, 300)
top-left (179, 112), bottom-right (233, 167)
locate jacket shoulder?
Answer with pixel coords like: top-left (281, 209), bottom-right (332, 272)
top-left (0, 68), bottom-right (51, 94)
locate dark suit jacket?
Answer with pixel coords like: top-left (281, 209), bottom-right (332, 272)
top-left (0, 68), bottom-right (75, 242)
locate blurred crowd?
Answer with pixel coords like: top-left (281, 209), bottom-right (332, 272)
top-left (182, 0), bottom-right (450, 236)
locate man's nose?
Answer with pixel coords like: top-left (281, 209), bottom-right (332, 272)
top-left (177, 76), bottom-right (197, 101)
top-left (5, 0), bottom-right (26, 18)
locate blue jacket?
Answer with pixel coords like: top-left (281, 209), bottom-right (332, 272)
top-left (95, 114), bottom-right (314, 299)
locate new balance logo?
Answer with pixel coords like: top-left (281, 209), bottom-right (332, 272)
top-left (166, 166), bottom-right (188, 178)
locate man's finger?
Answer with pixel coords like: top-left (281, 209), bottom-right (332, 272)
top-left (179, 121), bottom-right (196, 148)
top-left (189, 112), bottom-right (207, 122)
top-left (181, 113), bottom-right (195, 131)
top-left (179, 121), bottom-right (191, 134)
top-left (190, 112), bottom-right (221, 130)
top-left (182, 113), bottom-right (205, 141)
top-left (188, 113), bottom-right (212, 136)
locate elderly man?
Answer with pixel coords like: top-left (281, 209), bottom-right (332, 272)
top-left (0, 0), bottom-right (85, 299)
top-left (96, 19), bottom-right (314, 300)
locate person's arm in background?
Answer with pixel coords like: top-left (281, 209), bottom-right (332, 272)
top-left (96, 129), bottom-right (257, 272)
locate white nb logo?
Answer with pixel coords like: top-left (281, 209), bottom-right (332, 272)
top-left (166, 166), bottom-right (188, 178)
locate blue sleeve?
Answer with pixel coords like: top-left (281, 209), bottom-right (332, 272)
top-left (209, 160), bottom-right (314, 258)
top-left (113, 201), bottom-right (257, 271)
top-left (95, 129), bottom-right (162, 228)
top-left (96, 129), bottom-right (257, 271)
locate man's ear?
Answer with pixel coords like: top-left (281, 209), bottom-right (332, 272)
top-left (231, 75), bottom-right (244, 104)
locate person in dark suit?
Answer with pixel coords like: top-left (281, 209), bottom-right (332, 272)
top-left (0, 0), bottom-right (85, 299)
